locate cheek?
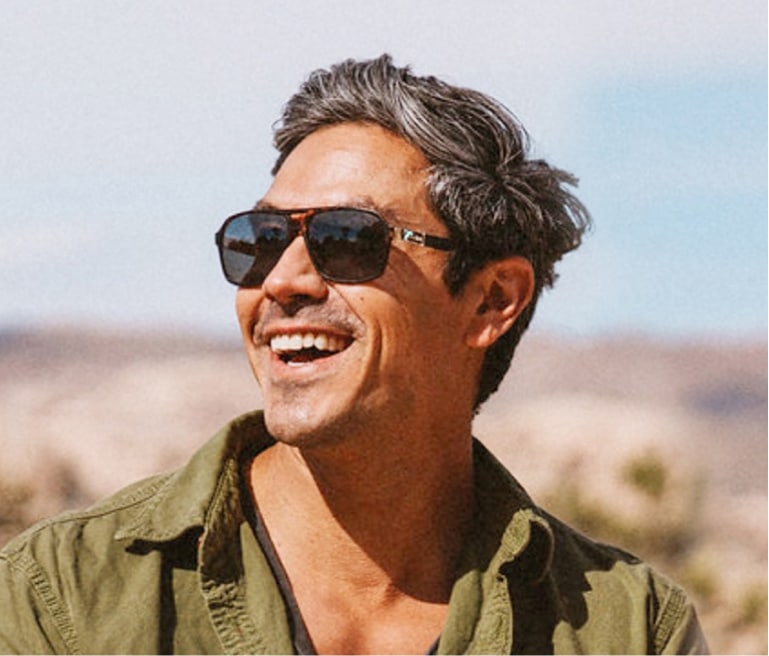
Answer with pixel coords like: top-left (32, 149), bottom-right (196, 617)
top-left (369, 289), bottom-right (454, 363)
top-left (342, 288), bottom-right (408, 363)
top-left (340, 263), bottom-right (466, 364)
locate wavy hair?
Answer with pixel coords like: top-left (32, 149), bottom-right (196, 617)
top-left (272, 55), bottom-right (591, 408)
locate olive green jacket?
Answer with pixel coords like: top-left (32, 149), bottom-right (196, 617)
top-left (0, 412), bottom-right (707, 654)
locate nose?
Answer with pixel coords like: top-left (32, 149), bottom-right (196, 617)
top-left (261, 235), bottom-right (328, 306)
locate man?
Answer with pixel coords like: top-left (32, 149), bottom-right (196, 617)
top-left (0, 55), bottom-right (707, 654)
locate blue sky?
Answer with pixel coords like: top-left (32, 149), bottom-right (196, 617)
top-left (1, 1), bottom-right (766, 339)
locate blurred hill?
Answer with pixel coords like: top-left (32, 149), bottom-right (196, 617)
top-left (0, 325), bottom-right (765, 653)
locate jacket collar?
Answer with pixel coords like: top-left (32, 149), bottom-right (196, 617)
top-left (437, 441), bottom-right (555, 654)
top-left (114, 411), bottom-right (272, 543)
top-left (115, 411), bottom-right (554, 583)
top-left (471, 440), bottom-right (555, 583)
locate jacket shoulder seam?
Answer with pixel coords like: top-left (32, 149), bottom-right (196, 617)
top-left (3, 474), bottom-right (172, 554)
top-left (654, 580), bottom-right (689, 652)
top-left (4, 550), bottom-right (81, 654)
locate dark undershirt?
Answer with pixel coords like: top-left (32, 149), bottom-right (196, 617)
top-left (239, 454), bottom-right (440, 655)
top-left (239, 468), bottom-right (317, 654)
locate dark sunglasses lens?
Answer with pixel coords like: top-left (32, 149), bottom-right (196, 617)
top-left (306, 210), bottom-right (390, 283)
top-left (219, 213), bottom-right (290, 286)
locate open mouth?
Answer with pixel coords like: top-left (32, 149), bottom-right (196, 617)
top-left (270, 331), bottom-right (351, 365)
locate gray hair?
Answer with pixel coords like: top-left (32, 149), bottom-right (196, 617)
top-left (272, 54), bottom-right (591, 408)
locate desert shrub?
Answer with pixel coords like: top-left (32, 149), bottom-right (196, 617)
top-left (542, 451), bottom-right (700, 565)
top-left (0, 459), bottom-right (91, 549)
top-left (735, 582), bottom-right (767, 628)
top-left (623, 451), bottom-right (668, 500)
top-left (679, 555), bottom-right (719, 606)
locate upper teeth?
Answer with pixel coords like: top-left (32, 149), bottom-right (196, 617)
top-left (270, 332), bottom-right (346, 354)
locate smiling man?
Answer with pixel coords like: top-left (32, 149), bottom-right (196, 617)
top-left (0, 55), bottom-right (707, 654)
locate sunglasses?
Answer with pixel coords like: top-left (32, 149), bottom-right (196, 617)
top-left (215, 207), bottom-right (454, 286)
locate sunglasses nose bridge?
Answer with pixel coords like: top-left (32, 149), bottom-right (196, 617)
top-left (286, 210), bottom-right (320, 262)
top-left (288, 209), bottom-right (315, 235)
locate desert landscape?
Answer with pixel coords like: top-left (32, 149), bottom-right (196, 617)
top-left (0, 325), bottom-right (765, 653)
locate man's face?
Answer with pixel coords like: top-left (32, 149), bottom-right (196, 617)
top-left (236, 122), bottom-right (482, 447)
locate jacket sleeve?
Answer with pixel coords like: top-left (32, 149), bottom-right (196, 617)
top-left (0, 549), bottom-right (75, 654)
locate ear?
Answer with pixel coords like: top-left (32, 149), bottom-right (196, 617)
top-left (463, 257), bottom-right (535, 349)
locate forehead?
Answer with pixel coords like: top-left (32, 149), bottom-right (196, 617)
top-left (263, 123), bottom-right (434, 222)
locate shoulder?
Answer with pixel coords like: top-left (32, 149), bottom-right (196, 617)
top-left (1, 471), bottom-right (170, 561)
top-left (470, 441), bottom-right (707, 653)
top-left (2, 409), bottom-right (270, 562)
top-left (540, 511), bottom-right (707, 654)
top-left (0, 470), bottom-right (177, 623)
top-left (0, 409), bottom-right (269, 598)
top-left (0, 472), bottom-right (176, 654)
top-left (0, 411), bottom-right (269, 654)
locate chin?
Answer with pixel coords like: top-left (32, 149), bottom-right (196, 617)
top-left (262, 402), bottom-right (347, 449)
top-left (264, 391), bottom-right (392, 454)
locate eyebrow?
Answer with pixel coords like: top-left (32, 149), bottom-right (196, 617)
top-left (253, 195), bottom-right (381, 210)
top-left (252, 199), bottom-right (281, 212)
top-left (253, 198), bottom-right (433, 231)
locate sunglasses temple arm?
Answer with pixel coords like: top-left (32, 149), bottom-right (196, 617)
top-left (398, 228), bottom-right (453, 252)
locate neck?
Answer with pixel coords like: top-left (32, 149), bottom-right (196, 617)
top-left (248, 417), bottom-right (475, 601)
